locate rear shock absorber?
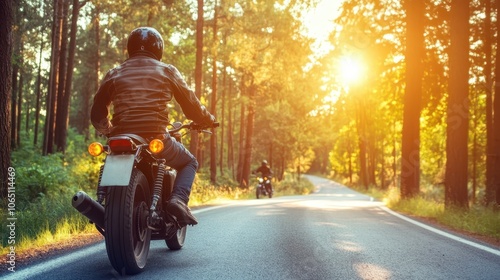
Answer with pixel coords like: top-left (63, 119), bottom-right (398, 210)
top-left (150, 160), bottom-right (166, 214)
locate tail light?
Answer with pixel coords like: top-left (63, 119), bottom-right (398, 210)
top-left (108, 137), bottom-right (136, 153)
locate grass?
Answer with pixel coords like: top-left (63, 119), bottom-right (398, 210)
top-left (0, 195), bottom-right (98, 256)
top-left (349, 183), bottom-right (500, 242)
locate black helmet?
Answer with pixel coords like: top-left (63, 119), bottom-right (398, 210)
top-left (127, 27), bottom-right (164, 60)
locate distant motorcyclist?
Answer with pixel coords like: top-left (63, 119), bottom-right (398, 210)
top-left (255, 160), bottom-right (272, 177)
top-left (254, 160), bottom-right (273, 193)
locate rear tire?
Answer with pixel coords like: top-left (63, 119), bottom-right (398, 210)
top-left (165, 226), bottom-right (187, 250)
top-left (105, 169), bottom-right (151, 275)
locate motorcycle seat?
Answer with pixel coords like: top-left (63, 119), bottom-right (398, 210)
top-left (111, 134), bottom-right (148, 145)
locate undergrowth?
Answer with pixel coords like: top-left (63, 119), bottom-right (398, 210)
top-left (349, 182), bottom-right (500, 241)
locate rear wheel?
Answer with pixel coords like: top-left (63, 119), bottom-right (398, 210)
top-left (165, 226), bottom-right (187, 250)
top-left (105, 169), bottom-right (151, 275)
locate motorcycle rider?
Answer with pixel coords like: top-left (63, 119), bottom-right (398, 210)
top-left (91, 27), bottom-right (216, 227)
top-left (254, 160), bottom-right (273, 193)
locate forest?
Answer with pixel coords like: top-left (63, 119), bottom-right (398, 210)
top-left (0, 0), bottom-right (500, 221)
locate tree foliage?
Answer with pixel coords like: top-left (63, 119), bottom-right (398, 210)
top-left (326, 0), bottom-right (499, 208)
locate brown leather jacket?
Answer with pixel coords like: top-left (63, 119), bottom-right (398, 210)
top-left (91, 52), bottom-right (215, 136)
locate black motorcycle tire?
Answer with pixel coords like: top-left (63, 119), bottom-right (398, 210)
top-left (105, 169), bottom-right (151, 275)
top-left (165, 226), bottom-right (187, 250)
top-left (256, 187), bottom-right (261, 199)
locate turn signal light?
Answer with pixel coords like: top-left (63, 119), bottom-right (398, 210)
top-left (149, 139), bottom-right (164, 154)
top-left (88, 142), bottom-right (104, 157)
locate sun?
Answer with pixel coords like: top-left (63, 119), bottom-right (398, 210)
top-left (338, 56), bottom-right (365, 85)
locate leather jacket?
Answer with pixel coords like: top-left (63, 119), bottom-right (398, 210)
top-left (256, 164), bottom-right (273, 178)
top-left (91, 52), bottom-right (215, 136)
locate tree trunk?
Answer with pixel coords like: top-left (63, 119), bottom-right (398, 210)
top-left (190, 0), bottom-right (204, 157)
top-left (56, 0), bottom-right (83, 152)
top-left (10, 0), bottom-right (21, 150)
top-left (356, 98), bottom-right (368, 188)
top-left (34, 30), bottom-right (44, 146)
top-left (494, 0), bottom-right (500, 206)
top-left (210, 2), bottom-right (218, 183)
top-left (54, 0), bottom-right (70, 152)
top-left (358, 133), bottom-right (368, 187)
top-left (485, 0), bottom-right (495, 205)
top-left (445, 0), bottom-right (470, 209)
top-left (227, 78), bottom-right (235, 179)
top-left (368, 137), bottom-right (376, 186)
top-left (0, 0), bottom-right (13, 199)
top-left (279, 147), bottom-right (286, 181)
top-left (401, 0), bottom-right (424, 199)
top-left (90, 1), bottom-right (100, 139)
top-left (220, 64), bottom-right (226, 175)
top-left (269, 142), bottom-right (273, 171)
top-left (25, 76), bottom-right (30, 134)
top-left (471, 125), bottom-right (478, 203)
top-left (16, 71), bottom-right (23, 147)
top-left (10, 60), bottom-right (18, 149)
top-left (237, 99), bottom-right (246, 183)
top-left (10, 48), bottom-right (19, 149)
top-left (241, 84), bottom-right (256, 189)
top-left (44, 0), bottom-right (63, 155)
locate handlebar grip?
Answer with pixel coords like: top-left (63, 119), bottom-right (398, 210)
top-left (189, 121), bottom-right (220, 130)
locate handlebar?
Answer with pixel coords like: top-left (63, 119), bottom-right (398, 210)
top-left (168, 121), bottom-right (219, 135)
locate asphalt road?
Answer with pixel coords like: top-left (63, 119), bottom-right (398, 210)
top-left (3, 175), bottom-right (500, 280)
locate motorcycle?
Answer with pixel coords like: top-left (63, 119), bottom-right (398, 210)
top-left (72, 121), bottom-right (218, 275)
top-left (255, 176), bottom-right (273, 199)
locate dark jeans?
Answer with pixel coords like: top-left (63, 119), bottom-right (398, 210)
top-left (159, 135), bottom-right (198, 203)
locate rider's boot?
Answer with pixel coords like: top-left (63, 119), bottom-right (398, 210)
top-left (166, 196), bottom-right (198, 226)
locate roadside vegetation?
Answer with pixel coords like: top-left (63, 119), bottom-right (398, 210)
top-left (346, 181), bottom-right (500, 242)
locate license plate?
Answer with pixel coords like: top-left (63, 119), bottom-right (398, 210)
top-left (100, 154), bottom-right (135, 186)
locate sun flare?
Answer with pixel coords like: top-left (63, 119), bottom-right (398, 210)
top-left (339, 56), bottom-right (365, 85)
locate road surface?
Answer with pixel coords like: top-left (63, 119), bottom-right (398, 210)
top-left (3, 175), bottom-right (500, 279)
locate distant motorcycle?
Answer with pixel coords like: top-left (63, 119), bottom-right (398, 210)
top-left (255, 176), bottom-right (273, 199)
top-left (72, 121), bottom-right (218, 275)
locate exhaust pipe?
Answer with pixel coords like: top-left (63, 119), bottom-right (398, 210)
top-left (72, 191), bottom-right (104, 229)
